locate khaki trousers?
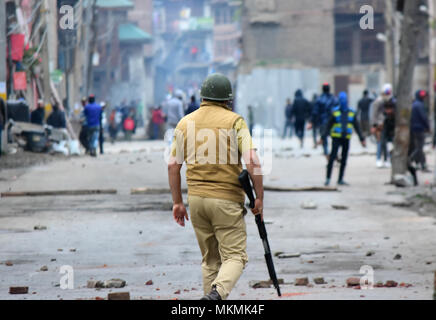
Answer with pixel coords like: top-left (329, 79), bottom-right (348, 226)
top-left (188, 195), bottom-right (248, 300)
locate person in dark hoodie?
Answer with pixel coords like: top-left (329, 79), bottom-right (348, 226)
top-left (409, 90), bottom-right (430, 172)
top-left (324, 92), bottom-right (366, 186)
top-left (47, 103), bottom-right (66, 129)
top-left (291, 89), bottom-right (311, 148)
top-left (310, 83), bottom-right (338, 158)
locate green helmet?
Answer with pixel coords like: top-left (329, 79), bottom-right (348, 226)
top-left (200, 73), bottom-right (233, 101)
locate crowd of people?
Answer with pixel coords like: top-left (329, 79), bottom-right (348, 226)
top-left (278, 82), bottom-right (434, 186)
top-left (147, 91), bottom-right (200, 141)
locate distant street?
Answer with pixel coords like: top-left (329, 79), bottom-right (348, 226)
top-left (1, 135), bottom-right (435, 300)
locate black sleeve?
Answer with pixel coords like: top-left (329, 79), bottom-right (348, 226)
top-left (323, 114), bottom-right (335, 139)
top-left (353, 116), bottom-right (364, 142)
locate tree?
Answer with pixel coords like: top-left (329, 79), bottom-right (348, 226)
top-left (391, 0), bottom-right (428, 184)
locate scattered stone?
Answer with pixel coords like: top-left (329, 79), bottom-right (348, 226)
top-left (40, 265), bottom-right (48, 272)
top-left (9, 287), bottom-right (29, 294)
top-left (295, 277), bottom-right (309, 286)
top-left (34, 225), bottom-right (47, 231)
top-left (393, 254), bottom-right (402, 260)
top-left (5, 261), bottom-right (13, 266)
top-left (385, 280), bottom-right (398, 288)
top-left (374, 281), bottom-right (384, 288)
top-left (145, 280), bottom-right (153, 286)
top-left (399, 282), bottom-right (413, 288)
top-left (346, 278), bottom-right (360, 287)
top-left (107, 292), bottom-right (130, 300)
top-left (278, 252), bottom-right (301, 259)
top-left (103, 279), bottom-right (126, 288)
top-left (366, 251), bottom-right (375, 257)
top-left (331, 205), bottom-right (348, 210)
top-left (249, 280), bottom-right (271, 289)
top-left (314, 277), bottom-right (326, 285)
top-left (301, 201), bottom-right (317, 210)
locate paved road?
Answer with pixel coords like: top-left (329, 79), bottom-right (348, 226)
top-left (0, 136), bottom-right (435, 300)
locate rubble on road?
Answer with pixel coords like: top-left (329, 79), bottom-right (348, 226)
top-left (277, 252), bottom-right (301, 259)
top-left (295, 278), bottom-right (309, 286)
top-left (332, 205), bottom-right (348, 210)
top-left (249, 279), bottom-right (285, 289)
top-left (107, 292), bottom-right (130, 300)
top-left (87, 279), bottom-right (126, 289)
top-left (346, 278), bottom-right (360, 287)
top-left (9, 287), bottom-right (29, 294)
top-left (301, 201), bottom-right (317, 210)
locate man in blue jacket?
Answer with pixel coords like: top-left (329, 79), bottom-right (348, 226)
top-left (310, 83), bottom-right (338, 158)
top-left (84, 95), bottom-right (102, 157)
top-left (409, 90), bottom-right (430, 171)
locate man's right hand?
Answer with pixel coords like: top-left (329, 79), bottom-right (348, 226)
top-left (173, 203), bottom-right (189, 227)
top-left (251, 198), bottom-right (264, 221)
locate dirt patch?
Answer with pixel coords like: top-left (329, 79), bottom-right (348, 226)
top-left (0, 149), bottom-right (67, 171)
top-left (399, 186), bottom-right (436, 219)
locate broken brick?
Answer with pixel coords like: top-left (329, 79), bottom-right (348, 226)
top-left (107, 292), bottom-right (130, 300)
top-left (295, 277), bottom-right (309, 286)
top-left (346, 278), bottom-right (360, 287)
top-left (385, 280), bottom-right (398, 288)
top-left (9, 287), bottom-right (29, 294)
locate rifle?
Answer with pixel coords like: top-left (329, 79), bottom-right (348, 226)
top-left (238, 170), bottom-right (281, 297)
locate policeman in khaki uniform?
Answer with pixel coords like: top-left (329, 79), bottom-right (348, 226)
top-left (168, 74), bottom-right (264, 300)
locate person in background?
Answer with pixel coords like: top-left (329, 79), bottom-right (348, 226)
top-left (310, 93), bottom-right (319, 149)
top-left (151, 105), bottom-right (166, 140)
top-left (84, 95), bottom-right (102, 157)
top-left (79, 97), bottom-right (89, 153)
top-left (31, 99), bottom-right (45, 125)
top-left (0, 98), bottom-right (5, 157)
top-left (371, 83), bottom-right (393, 168)
top-left (247, 105), bottom-right (254, 136)
top-left (410, 90), bottom-right (431, 172)
top-left (324, 92), bottom-right (366, 186)
top-left (291, 89), bottom-right (311, 148)
top-left (357, 90), bottom-right (373, 137)
top-left (99, 102), bottom-right (107, 155)
top-left (283, 98), bottom-right (293, 139)
top-left (310, 83), bottom-right (338, 158)
top-left (185, 95), bottom-right (199, 115)
top-left (46, 103), bottom-right (66, 129)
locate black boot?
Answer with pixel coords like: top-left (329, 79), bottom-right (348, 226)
top-left (200, 285), bottom-right (222, 300)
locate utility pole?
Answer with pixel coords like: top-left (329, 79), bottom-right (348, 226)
top-left (86, 0), bottom-right (97, 96)
top-left (392, 1), bottom-right (428, 182)
top-left (0, 0), bottom-right (8, 152)
top-left (385, 0), bottom-right (396, 90)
